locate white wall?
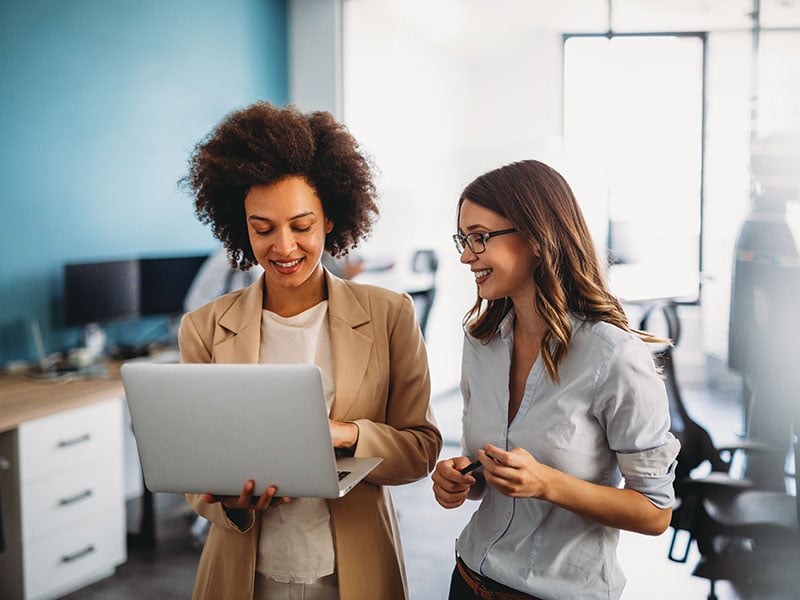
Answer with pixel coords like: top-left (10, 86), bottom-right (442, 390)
top-left (342, 4), bottom-right (565, 396)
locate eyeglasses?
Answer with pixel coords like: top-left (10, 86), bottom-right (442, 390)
top-left (452, 228), bottom-right (517, 254)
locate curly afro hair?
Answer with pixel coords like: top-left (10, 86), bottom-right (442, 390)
top-left (181, 101), bottom-right (379, 269)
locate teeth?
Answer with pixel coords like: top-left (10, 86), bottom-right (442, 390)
top-left (274, 258), bottom-right (302, 268)
top-left (474, 268), bottom-right (491, 279)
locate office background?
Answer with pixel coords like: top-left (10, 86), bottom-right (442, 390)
top-left (3, 0), bottom-right (799, 399)
top-left (1, 1), bottom-right (799, 599)
top-left (0, 0), bottom-right (287, 365)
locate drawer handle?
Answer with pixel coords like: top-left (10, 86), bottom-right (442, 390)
top-left (57, 433), bottom-right (92, 448)
top-left (61, 544), bottom-right (96, 563)
top-left (58, 488), bottom-right (93, 506)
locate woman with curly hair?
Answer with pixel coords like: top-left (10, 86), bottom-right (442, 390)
top-left (179, 101), bottom-right (441, 600)
top-left (431, 160), bottom-right (679, 600)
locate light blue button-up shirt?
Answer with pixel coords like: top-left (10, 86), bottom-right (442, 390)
top-left (456, 311), bottom-right (680, 600)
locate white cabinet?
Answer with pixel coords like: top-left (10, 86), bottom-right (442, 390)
top-left (0, 396), bottom-right (127, 600)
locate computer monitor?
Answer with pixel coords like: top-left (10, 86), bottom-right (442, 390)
top-left (64, 259), bottom-right (141, 326)
top-left (139, 254), bottom-right (210, 317)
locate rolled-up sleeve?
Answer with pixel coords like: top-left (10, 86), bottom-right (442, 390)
top-left (617, 440), bottom-right (680, 508)
top-left (596, 338), bottom-right (681, 509)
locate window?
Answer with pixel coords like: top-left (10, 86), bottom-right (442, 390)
top-left (563, 34), bottom-right (705, 303)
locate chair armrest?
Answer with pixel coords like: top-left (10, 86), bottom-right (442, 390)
top-left (716, 437), bottom-right (787, 455)
top-left (682, 472), bottom-right (753, 492)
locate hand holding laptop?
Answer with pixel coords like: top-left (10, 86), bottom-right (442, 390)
top-left (203, 480), bottom-right (292, 511)
top-left (329, 419), bottom-right (359, 452)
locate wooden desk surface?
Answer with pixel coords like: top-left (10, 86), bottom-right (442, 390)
top-left (0, 365), bottom-right (124, 433)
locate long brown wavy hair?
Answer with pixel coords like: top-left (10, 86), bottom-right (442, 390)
top-left (459, 160), bottom-right (666, 382)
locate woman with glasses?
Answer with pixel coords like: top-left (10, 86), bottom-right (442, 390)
top-left (179, 101), bottom-right (441, 600)
top-left (432, 160), bottom-right (679, 600)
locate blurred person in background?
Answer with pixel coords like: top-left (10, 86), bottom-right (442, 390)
top-left (729, 133), bottom-right (800, 491)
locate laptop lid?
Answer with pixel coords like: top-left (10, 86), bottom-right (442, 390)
top-left (120, 362), bottom-right (381, 499)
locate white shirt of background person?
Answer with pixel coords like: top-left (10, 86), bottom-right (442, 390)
top-left (183, 250), bottom-right (264, 313)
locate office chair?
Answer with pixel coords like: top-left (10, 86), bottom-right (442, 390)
top-left (643, 305), bottom-right (799, 599)
top-left (408, 249), bottom-right (438, 339)
top-left (684, 437), bottom-right (799, 599)
top-left (656, 345), bottom-right (756, 555)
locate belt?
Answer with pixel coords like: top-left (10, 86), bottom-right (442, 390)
top-left (455, 555), bottom-right (541, 600)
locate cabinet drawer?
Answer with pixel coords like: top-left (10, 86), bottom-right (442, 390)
top-left (21, 457), bottom-right (124, 543)
top-left (23, 510), bottom-right (126, 600)
top-left (18, 398), bottom-right (123, 483)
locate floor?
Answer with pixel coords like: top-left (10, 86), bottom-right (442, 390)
top-left (63, 383), bottom-right (795, 600)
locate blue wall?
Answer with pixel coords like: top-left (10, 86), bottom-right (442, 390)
top-left (0, 0), bottom-right (288, 364)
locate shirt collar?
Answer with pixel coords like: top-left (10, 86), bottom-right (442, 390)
top-left (499, 307), bottom-right (515, 339)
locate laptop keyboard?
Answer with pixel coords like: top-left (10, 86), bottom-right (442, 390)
top-left (337, 471), bottom-right (351, 481)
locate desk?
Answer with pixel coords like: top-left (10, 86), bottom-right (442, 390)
top-left (0, 369), bottom-right (127, 600)
top-left (0, 369), bottom-right (124, 434)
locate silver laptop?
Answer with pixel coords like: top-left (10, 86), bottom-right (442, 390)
top-left (120, 362), bottom-right (382, 498)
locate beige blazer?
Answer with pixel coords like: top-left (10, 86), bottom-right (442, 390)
top-left (178, 270), bottom-right (442, 600)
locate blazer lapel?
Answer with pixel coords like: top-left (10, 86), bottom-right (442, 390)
top-left (213, 275), bottom-right (265, 364)
top-left (327, 271), bottom-right (373, 421)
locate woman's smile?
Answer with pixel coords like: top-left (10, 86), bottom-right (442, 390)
top-left (270, 257), bottom-right (305, 274)
top-left (473, 268), bottom-right (492, 284)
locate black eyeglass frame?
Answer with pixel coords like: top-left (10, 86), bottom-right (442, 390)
top-left (452, 228), bottom-right (517, 254)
